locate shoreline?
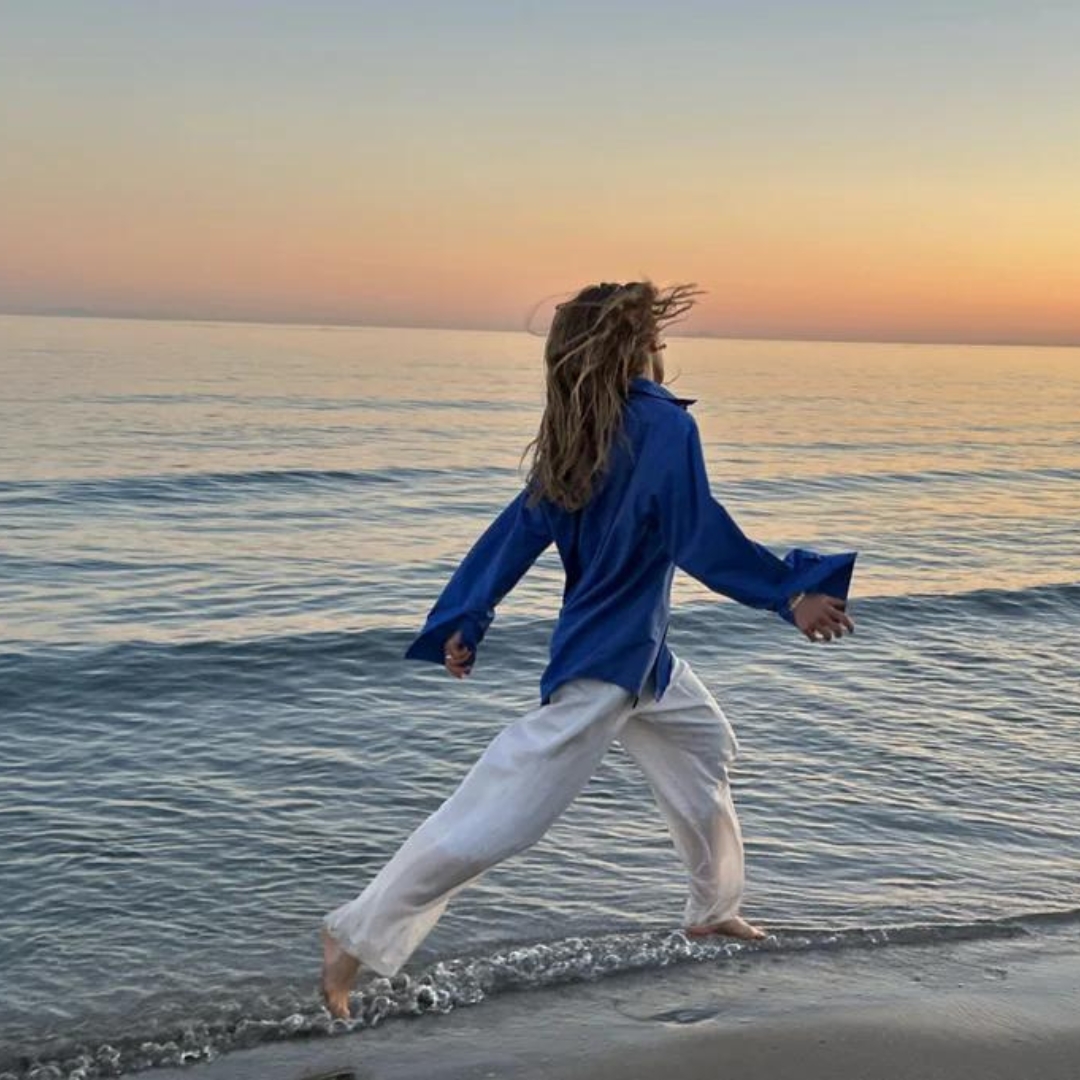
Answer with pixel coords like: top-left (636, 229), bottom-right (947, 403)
top-left (140, 926), bottom-right (1080, 1080)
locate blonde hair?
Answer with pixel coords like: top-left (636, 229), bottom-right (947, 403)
top-left (524, 280), bottom-right (700, 511)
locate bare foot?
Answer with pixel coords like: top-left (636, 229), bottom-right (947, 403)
top-left (685, 914), bottom-right (766, 941)
top-left (321, 928), bottom-right (361, 1019)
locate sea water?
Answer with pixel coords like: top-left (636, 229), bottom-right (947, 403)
top-left (1, 315), bottom-right (1078, 1076)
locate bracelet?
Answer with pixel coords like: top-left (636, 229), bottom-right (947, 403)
top-left (787, 591), bottom-right (807, 613)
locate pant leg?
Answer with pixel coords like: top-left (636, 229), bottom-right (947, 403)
top-left (618, 655), bottom-right (746, 928)
top-left (324, 678), bottom-right (634, 975)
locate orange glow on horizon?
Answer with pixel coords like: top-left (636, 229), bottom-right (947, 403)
top-left (3, 68), bottom-right (1079, 346)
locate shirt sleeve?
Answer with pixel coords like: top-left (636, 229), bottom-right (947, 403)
top-left (655, 417), bottom-right (857, 621)
top-left (405, 488), bottom-right (553, 664)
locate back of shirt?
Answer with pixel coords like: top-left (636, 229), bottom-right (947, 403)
top-left (405, 377), bottom-right (857, 704)
top-left (534, 381), bottom-right (697, 700)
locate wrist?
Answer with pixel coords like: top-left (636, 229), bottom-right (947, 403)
top-left (787, 591), bottom-right (807, 614)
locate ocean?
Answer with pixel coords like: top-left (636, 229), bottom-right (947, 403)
top-left (1, 314), bottom-right (1078, 1077)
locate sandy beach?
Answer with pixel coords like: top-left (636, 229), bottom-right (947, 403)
top-left (142, 925), bottom-right (1080, 1080)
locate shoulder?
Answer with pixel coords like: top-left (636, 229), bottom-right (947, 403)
top-left (625, 403), bottom-right (700, 493)
top-left (627, 376), bottom-right (696, 410)
top-left (627, 378), bottom-right (697, 437)
top-left (628, 396), bottom-right (697, 445)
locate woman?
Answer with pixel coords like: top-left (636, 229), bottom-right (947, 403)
top-left (321, 281), bottom-right (856, 1017)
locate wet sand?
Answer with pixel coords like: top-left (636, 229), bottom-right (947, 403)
top-left (147, 929), bottom-right (1080, 1080)
top-left (519, 1012), bottom-right (1080, 1080)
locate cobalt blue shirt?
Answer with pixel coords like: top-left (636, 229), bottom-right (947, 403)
top-left (405, 377), bottom-right (857, 704)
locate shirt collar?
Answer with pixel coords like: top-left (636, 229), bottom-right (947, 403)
top-left (628, 376), bottom-right (696, 408)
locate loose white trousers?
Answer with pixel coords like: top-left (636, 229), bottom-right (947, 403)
top-left (324, 655), bottom-right (744, 976)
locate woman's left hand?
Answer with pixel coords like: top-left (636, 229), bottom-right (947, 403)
top-left (793, 594), bottom-right (855, 643)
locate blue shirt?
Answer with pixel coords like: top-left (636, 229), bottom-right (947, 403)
top-left (405, 377), bottom-right (857, 704)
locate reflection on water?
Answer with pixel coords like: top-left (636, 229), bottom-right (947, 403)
top-left (2, 317), bottom-right (1079, 645)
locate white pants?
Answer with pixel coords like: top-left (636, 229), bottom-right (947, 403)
top-left (324, 655), bottom-right (744, 976)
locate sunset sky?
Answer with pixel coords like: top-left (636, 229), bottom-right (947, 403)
top-left (2, 1), bottom-right (1078, 344)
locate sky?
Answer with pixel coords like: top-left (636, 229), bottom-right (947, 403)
top-left (1, 1), bottom-right (1078, 345)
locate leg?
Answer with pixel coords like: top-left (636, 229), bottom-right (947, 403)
top-left (620, 657), bottom-right (763, 939)
top-left (321, 679), bottom-right (633, 1014)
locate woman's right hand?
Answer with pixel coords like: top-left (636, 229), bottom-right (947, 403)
top-left (793, 594), bottom-right (855, 642)
top-left (443, 630), bottom-right (475, 678)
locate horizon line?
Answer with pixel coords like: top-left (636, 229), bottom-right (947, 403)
top-left (1, 306), bottom-right (1077, 351)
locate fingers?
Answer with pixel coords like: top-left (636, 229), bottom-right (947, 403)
top-left (443, 631), bottom-right (474, 678)
top-left (445, 634), bottom-right (471, 661)
top-left (445, 655), bottom-right (472, 677)
top-left (803, 597), bottom-right (855, 643)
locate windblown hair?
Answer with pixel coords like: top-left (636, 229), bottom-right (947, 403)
top-left (524, 280), bottom-right (700, 511)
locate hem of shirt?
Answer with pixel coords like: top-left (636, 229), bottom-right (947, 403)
top-left (540, 655), bottom-right (673, 707)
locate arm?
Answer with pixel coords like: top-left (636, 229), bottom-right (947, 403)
top-left (655, 418), bottom-right (857, 621)
top-left (405, 488), bottom-right (553, 664)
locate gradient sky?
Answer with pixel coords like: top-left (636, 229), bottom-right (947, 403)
top-left (2, 1), bottom-right (1078, 344)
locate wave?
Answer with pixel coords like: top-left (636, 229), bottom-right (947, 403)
top-left (723, 463), bottom-right (1080, 498)
top-left (2, 580), bottom-right (1077, 710)
top-left (6, 908), bottom-right (1078, 1079)
top-left (0, 465), bottom-right (518, 508)
top-left (852, 578), bottom-right (1080, 617)
top-left (0, 628), bottom-right (396, 713)
top-left (3, 461), bottom-right (1078, 510)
